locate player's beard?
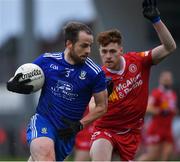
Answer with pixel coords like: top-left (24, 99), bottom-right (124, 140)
top-left (163, 84), bottom-right (172, 90)
top-left (69, 51), bottom-right (86, 65)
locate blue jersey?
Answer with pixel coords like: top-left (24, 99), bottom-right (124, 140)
top-left (33, 52), bottom-right (106, 129)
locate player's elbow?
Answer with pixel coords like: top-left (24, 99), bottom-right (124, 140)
top-left (169, 43), bottom-right (176, 53)
top-left (166, 41), bottom-right (177, 53)
top-left (172, 42), bottom-right (177, 51)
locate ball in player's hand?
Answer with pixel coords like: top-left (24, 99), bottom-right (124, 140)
top-left (15, 63), bottom-right (45, 92)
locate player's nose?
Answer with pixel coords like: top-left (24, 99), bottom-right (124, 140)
top-left (106, 52), bottom-right (112, 58)
top-left (86, 46), bottom-right (91, 54)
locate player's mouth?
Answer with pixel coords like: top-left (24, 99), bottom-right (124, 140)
top-left (80, 55), bottom-right (88, 60)
top-left (105, 60), bottom-right (113, 64)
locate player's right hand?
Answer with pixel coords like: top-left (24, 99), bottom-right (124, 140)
top-left (58, 117), bottom-right (83, 140)
top-left (142, 0), bottom-right (160, 23)
top-left (6, 73), bottom-right (33, 94)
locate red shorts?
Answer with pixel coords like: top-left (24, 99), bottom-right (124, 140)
top-left (91, 127), bottom-right (141, 161)
top-left (145, 125), bottom-right (174, 144)
top-left (75, 125), bottom-right (93, 150)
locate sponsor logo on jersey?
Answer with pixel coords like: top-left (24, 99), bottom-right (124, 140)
top-left (53, 80), bottom-right (73, 92)
top-left (51, 80), bottom-right (78, 101)
top-left (129, 64), bottom-right (137, 73)
top-left (79, 70), bottom-right (87, 80)
top-left (109, 73), bottom-right (143, 101)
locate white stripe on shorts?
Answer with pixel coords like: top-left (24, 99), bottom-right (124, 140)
top-left (30, 114), bottom-right (38, 139)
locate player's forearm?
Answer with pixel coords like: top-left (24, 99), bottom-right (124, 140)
top-left (153, 20), bottom-right (176, 53)
top-left (80, 105), bottom-right (107, 127)
top-left (146, 105), bottom-right (160, 115)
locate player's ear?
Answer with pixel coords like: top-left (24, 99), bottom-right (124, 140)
top-left (119, 47), bottom-right (123, 55)
top-left (66, 40), bottom-right (73, 49)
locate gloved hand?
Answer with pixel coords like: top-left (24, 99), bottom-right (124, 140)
top-left (142, 0), bottom-right (160, 23)
top-left (6, 73), bottom-right (33, 94)
top-left (59, 117), bottom-right (83, 140)
top-left (106, 77), bottom-right (114, 96)
top-left (160, 109), bottom-right (170, 117)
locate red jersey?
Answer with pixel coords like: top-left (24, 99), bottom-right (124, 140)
top-left (147, 86), bottom-right (177, 130)
top-left (94, 51), bottom-right (153, 132)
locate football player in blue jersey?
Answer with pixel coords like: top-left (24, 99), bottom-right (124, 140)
top-left (7, 22), bottom-right (108, 161)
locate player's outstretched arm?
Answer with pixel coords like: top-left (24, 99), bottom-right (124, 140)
top-left (142, 0), bottom-right (176, 64)
top-left (80, 90), bottom-right (108, 127)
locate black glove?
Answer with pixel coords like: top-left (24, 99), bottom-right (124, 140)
top-left (6, 73), bottom-right (33, 94)
top-left (59, 117), bottom-right (83, 140)
top-left (106, 77), bottom-right (114, 96)
top-left (160, 109), bottom-right (170, 117)
top-left (142, 0), bottom-right (160, 23)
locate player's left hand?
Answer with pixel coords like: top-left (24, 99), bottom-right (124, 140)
top-left (142, 0), bottom-right (160, 23)
top-left (59, 117), bottom-right (83, 140)
top-left (160, 109), bottom-right (170, 116)
top-left (6, 73), bottom-right (33, 94)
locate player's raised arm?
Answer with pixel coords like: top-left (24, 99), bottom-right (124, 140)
top-left (142, 0), bottom-right (176, 64)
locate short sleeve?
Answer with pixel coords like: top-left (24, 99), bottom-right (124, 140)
top-left (33, 54), bottom-right (45, 68)
top-left (136, 50), bottom-right (153, 68)
top-left (92, 71), bottom-right (106, 93)
top-left (32, 54), bottom-right (48, 78)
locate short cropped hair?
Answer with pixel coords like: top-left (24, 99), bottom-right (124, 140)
top-left (64, 21), bottom-right (93, 45)
top-left (97, 29), bottom-right (122, 47)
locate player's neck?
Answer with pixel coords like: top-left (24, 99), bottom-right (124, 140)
top-left (119, 56), bottom-right (125, 71)
top-left (64, 48), bottom-right (75, 65)
top-left (107, 56), bottom-right (125, 75)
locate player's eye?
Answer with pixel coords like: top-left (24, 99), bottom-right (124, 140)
top-left (109, 49), bottom-right (117, 54)
top-left (101, 49), bottom-right (107, 54)
top-left (80, 44), bottom-right (89, 48)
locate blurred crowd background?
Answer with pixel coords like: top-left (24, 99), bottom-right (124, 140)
top-left (0, 0), bottom-right (180, 160)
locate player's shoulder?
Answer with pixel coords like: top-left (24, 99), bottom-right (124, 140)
top-left (151, 87), bottom-right (162, 96)
top-left (42, 52), bottom-right (63, 60)
top-left (125, 51), bottom-right (151, 59)
top-left (101, 65), bottom-right (111, 75)
top-left (84, 57), bottom-right (102, 75)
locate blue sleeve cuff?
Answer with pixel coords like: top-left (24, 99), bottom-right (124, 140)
top-left (152, 17), bottom-right (161, 24)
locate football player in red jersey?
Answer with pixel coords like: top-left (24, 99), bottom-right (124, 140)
top-left (90, 0), bottom-right (176, 161)
top-left (138, 70), bottom-right (178, 161)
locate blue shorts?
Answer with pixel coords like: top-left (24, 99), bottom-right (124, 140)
top-left (27, 113), bottom-right (75, 161)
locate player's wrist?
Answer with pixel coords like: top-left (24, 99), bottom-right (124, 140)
top-left (152, 16), bottom-right (161, 24)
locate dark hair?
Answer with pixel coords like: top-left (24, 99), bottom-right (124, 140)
top-left (64, 21), bottom-right (92, 45)
top-left (97, 29), bottom-right (122, 47)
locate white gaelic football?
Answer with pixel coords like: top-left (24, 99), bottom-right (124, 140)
top-left (15, 63), bottom-right (45, 92)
